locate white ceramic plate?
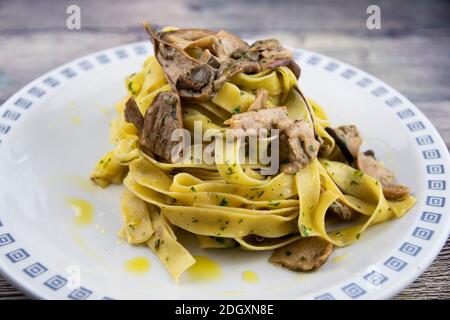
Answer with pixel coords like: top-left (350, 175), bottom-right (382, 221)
top-left (0, 42), bottom-right (449, 300)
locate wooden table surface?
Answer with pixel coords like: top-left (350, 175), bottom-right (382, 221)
top-left (0, 0), bottom-right (449, 300)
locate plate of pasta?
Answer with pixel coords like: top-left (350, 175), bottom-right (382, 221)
top-left (0, 23), bottom-right (448, 300)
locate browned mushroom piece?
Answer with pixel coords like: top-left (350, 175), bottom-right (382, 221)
top-left (325, 125), bottom-right (362, 164)
top-left (269, 237), bottom-right (334, 271)
top-left (139, 91), bottom-right (183, 163)
top-left (224, 106), bottom-right (320, 174)
top-left (162, 29), bottom-right (249, 62)
top-left (143, 23), bottom-right (216, 101)
top-left (356, 152), bottom-right (410, 200)
top-left (247, 88), bottom-right (270, 111)
top-left (124, 96), bottom-right (144, 133)
top-left (213, 58), bottom-right (261, 90)
top-left (248, 38), bottom-right (301, 78)
top-left (160, 28), bottom-right (217, 49)
top-left (328, 199), bottom-right (359, 221)
top-left (143, 22), bottom-right (302, 100)
top-left (210, 30), bottom-right (250, 61)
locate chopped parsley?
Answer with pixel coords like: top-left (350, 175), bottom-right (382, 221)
top-left (354, 170), bottom-right (364, 178)
top-left (238, 218), bottom-right (244, 224)
top-left (300, 225), bottom-right (311, 237)
top-left (232, 106), bottom-right (241, 114)
top-left (226, 166), bottom-right (235, 175)
top-left (190, 186), bottom-right (197, 192)
top-left (154, 239), bottom-right (161, 250)
top-left (192, 218), bottom-right (198, 223)
top-left (220, 198), bottom-right (229, 206)
top-left (127, 82), bottom-right (136, 95)
top-left (356, 233), bottom-right (361, 240)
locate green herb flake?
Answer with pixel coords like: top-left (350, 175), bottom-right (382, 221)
top-left (192, 218), bottom-right (198, 223)
top-left (154, 239), bottom-right (161, 250)
top-left (190, 186), bottom-right (196, 192)
top-left (232, 106), bottom-right (241, 114)
top-left (356, 233), bottom-right (361, 240)
top-left (220, 198), bottom-right (229, 206)
top-left (238, 218), bottom-right (244, 224)
top-left (127, 82), bottom-right (136, 95)
top-left (226, 166), bottom-right (235, 175)
top-left (300, 225), bottom-right (311, 237)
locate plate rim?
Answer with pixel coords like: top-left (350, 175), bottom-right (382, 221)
top-left (0, 41), bottom-right (449, 300)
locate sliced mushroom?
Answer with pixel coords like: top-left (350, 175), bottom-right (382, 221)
top-left (269, 237), bottom-right (333, 271)
top-left (356, 152), bottom-right (410, 200)
top-left (124, 96), bottom-right (144, 133)
top-left (248, 88), bottom-right (269, 111)
top-left (139, 91), bottom-right (183, 162)
top-left (325, 125), bottom-right (362, 164)
top-left (224, 106), bottom-right (319, 174)
top-left (213, 58), bottom-right (261, 90)
top-left (162, 29), bottom-right (249, 62)
top-left (210, 30), bottom-right (250, 61)
top-left (249, 38), bottom-right (301, 78)
top-left (143, 22), bottom-right (216, 101)
top-left (160, 28), bottom-right (216, 49)
top-left (327, 199), bottom-right (359, 221)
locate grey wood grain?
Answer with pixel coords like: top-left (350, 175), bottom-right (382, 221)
top-left (0, 0), bottom-right (449, 300)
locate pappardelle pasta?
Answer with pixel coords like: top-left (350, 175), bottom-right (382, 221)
top-left (91, 23), bottom-right (415, 281)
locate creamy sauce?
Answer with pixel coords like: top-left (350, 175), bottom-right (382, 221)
top-left (67, 197), bottom-right (94, 226)
top-left (124, 257), bottom-right (151, 274)
top-left (242, 270), bottom-right (259, 284)
top-left (332, 253), bottom-right (352, 264)
top-left (187, 255), bottom-right (222, 281)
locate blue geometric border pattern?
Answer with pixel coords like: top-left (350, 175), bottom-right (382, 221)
top-left (44, 275), bottom-right (68, 291)
top-left (314, 293), bottom-right (335, 300)
top-left (6, 249), bottom-right (30, 263)
top-left (384, 256), bottom-right (407, 272)
top-left (23, 263), bottom-right (48, 278)
top-left (399, 242), bottom-right (422, 257)
top-left (0, 43), bottom-right (448, 300)
top-left (68, 287), bottom-right (92, 300)
top-left (0, 44), bottom-right (148, 301)
top-left (412, 227), bottom-right (434, 240)
top-left (364, 271), bottom-right (388, 286)
top-left (342, 283), bottom-right (366, 299)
